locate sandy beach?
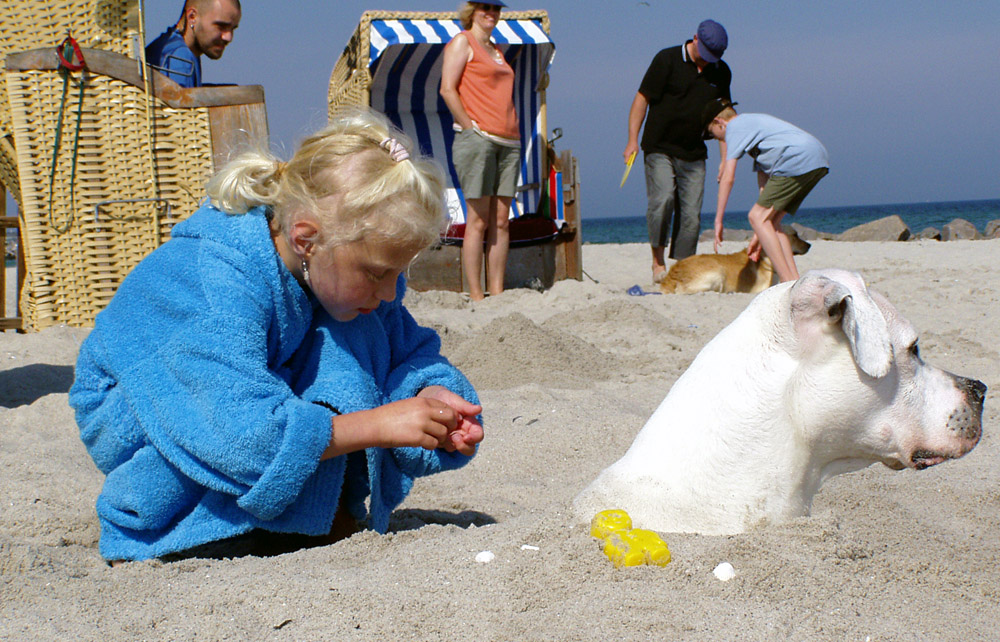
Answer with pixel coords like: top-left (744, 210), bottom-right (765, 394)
top-left (2, 237), bottom-right (998, 641)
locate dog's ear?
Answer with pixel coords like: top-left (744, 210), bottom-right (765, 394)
top-left (791, 270), bottom-right (893, 378)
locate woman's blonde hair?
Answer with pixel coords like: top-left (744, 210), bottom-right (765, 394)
top-left (458, 2), bottom-right (501, 30)
top-left (206, 108), bottom-right (447, 252)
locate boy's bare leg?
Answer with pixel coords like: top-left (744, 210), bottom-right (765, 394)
top-left (772, 215), bottom-right (799, 280)
top-left (748, 204), bottom-right (797, 282)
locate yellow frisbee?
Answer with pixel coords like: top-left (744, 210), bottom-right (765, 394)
top-left (620, 151), bottom-right (637, 188)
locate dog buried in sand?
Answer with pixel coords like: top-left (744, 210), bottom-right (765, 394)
top-left (575, 269), bottom-right (986, 535)
top-left (659, 227), bottom-right (812, 295)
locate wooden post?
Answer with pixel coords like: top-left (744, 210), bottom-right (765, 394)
top-left (538, 70), bottom-right (549, 197)
top-left (208, 102), bottom-right (270, 171)
top-left (1, 185), bottom-right (23, 331)
top-left (1, 186), bottom-right (6, 324)
top-left (558, 149), bottom-right (583, 280)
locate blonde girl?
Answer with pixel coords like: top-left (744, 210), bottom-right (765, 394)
top-left (71, 109), bottom-right (483, 562)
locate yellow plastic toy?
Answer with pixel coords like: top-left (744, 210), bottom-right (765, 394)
top-left (589, 509), bottom-right (632, 540)
top-left (603, 528), bottom-right (672, 568)
top-left (590, 509), bottom-right (671, 568)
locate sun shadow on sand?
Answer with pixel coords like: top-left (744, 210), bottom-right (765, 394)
top-left (0, 364), bottom-right (75, 407)
top-left (389, 508), bottom-right (497, 533)
top-left (156, 510), bottom-right (499, 562)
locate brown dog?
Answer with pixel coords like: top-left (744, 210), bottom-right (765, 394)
top-left (660, 229), bottom-right (811, 294)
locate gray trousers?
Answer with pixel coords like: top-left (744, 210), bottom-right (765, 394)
top-left (644, 153), bottom-right (706, 260)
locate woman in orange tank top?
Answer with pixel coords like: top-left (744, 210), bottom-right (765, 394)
top-left (440, 2), bottom-right (521, 301)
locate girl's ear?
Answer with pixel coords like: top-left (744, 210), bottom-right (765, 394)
top-left (287, 220), bottom-right (320, 259)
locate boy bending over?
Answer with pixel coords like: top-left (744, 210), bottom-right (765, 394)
top-left (704, 98), bottom-right (829, 282)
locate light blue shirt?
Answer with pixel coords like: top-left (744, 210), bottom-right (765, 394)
top-left (725, 113), bottom-right (829, 177)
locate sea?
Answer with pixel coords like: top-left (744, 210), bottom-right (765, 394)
top-left (4, 199), bottom-right (998, 267)
top-left (580, 199), bottom-right (1000, 245)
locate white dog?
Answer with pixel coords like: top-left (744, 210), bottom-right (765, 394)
top-left (575, 269), bottom-right (986, 535)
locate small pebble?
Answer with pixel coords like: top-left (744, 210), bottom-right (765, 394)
top-left (520, 545), bottom-right (539, 551)
top-left (475, 551), bottom-right (495, 563)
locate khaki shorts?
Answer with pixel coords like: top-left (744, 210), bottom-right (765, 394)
top-left (451, 129), bottom-right (520, 199)
top-left (757, 167), bottom-right (829, 215)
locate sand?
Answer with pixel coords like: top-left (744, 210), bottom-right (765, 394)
top-left (2, 238), bottom-right (999, 641)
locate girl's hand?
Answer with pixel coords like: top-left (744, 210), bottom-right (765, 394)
top-left (323, 397), bottom-right (475, 460)
top-left (418, 386), bottom-right (484, 456)
top-left (363, 397), bottom-right (460, 451)
top-left (321, 386), bottom-right (483, 459)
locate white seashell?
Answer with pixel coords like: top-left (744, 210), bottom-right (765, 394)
top-left (713, 562), bottom-right (736, 581)
top-left (475, 551), bottom-right (495, 563)
top-left (520, 545), bottom-right (540, 551)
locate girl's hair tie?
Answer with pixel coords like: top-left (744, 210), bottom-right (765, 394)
top-left (379, 137), bottom-right (410, 162)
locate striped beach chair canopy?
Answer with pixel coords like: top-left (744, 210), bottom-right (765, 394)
top-left (329, 10), bottom-right (556, 227)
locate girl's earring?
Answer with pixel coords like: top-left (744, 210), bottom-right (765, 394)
top-left (301, 259), bottom-right (311, 287)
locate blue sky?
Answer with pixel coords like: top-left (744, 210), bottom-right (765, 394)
top-left (141, 1), bottom-right (998, 219)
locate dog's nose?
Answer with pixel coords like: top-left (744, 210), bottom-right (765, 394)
top-left (948, 376), bottom-right (986, 443)
top-left (959, 377), bottom-right (987, 409)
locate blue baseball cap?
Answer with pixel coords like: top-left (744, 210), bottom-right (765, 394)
top-left (696, 19), bottom-right (728, 63)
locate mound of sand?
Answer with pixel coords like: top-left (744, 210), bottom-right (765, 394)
top-left (447, 312), bottom-right (625, 389)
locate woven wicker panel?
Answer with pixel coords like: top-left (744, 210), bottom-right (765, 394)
top-left (6, 66), bottom-right (211, 330)
top-left (0, 0), bottom-right (137, 209)
top-left (0, 0), bottom-right (136, 133)
top-left (0, 135), bottom-right (20, 204)
top-left (327, 16), bottom-right (370, 115)
top-left (328, 9), bottom-right (550, 114)
top-left (328, 66), bottom-right (372, 116)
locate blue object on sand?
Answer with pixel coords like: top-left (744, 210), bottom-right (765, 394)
top-left (627, 285), bottom-right (662, 296)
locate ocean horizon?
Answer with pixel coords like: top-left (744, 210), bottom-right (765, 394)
top-left (580, 198), bottom-right (1000, 245)
top-left (5, 199), bottom-right (998, 264)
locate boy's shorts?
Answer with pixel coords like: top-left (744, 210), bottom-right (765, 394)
top-left (757, 167), bottom-right (829, 215)
top-left (452, 129), bottom-right (520, 199)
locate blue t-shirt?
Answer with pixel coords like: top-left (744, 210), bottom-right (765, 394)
top-left (145, 27), bottom-right (201, 88)
top-left (725, 113), bottom-right (828, 177)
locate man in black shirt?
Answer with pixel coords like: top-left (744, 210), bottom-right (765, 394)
top-left (623, 19), bottom-right (732, 282)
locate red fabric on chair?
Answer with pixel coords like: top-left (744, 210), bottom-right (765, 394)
top-left (443, 216), bottom-right (559, 247)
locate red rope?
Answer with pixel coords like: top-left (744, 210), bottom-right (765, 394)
top-left (56, 35), bottom-right (85, 71)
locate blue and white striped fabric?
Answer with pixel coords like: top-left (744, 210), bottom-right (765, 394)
top-left (366, 17), bottom-right (556, 225)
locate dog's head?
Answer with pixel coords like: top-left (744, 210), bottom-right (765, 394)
top-left (782, 225), bottom-right (812, 256)
top-left (788, 269), bottom-right (984, 471)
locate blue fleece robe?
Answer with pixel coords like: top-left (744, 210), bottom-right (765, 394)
top-left (69, 204), bottom-right (479, 560)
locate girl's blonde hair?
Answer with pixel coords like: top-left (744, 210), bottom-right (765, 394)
top-left (206, 108), bottom-right (447, 252)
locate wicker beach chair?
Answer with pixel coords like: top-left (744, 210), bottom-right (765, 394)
top-left (2, 2), bottom-right (268, 331)
top-left (0, 0), bottom-right (138, 329)
top-left (329, 10), bottom-right (581, 292)
top-left (0, 0), bottom-right (137, 208)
